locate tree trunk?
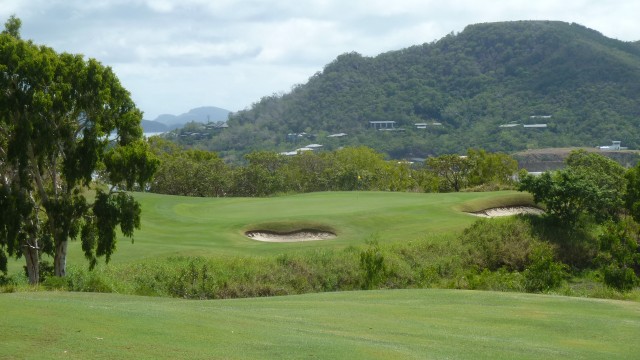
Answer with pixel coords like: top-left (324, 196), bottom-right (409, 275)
top-left (23, 240), bottom-right (39, 285)
top-left (54, 240), bottom-right (68, 277)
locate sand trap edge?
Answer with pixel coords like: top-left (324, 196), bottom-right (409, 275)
top-left (245, 229), bottom-right (337, 242)
top-left (468, 206), bottom-right (545, 218)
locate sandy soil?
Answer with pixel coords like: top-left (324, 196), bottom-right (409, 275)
top-left (469, 206), bottom-right (544, 218)
top-left (245, 230), bottom-right (337, 242)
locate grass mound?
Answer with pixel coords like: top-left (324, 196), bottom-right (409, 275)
top-left (455, 192), bottom-right (539, 213)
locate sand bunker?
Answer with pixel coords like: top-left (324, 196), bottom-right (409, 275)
top-left (469, 206), bottom-right (544, 218)
top-left (245, 230), bottom-right (337, 242)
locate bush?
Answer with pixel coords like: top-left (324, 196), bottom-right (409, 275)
top-left (523, 245), bottom-right (568, 292)
top-left (359, 240), bottom-right (387, 290)
top-left (66, 267), bottom-right (113, 293)
top-left (466, 268), bottom-right (524, 292)
top-left (597, 221), bottom-right (640, 292)
top-left (41, 276), bottom-right (69, 290)
top-left (603, 264), bottom-right (638, 292)
top-left (459, 217), bottom-right (540, 271)
top-left (169, 258), bottom-right (207, 298)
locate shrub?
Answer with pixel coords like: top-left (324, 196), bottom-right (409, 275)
top-left (459, 217), bottom-right (539, 271)
top-left (523, 245), bottom-right (569, 293)
top-left (66, 267), bottom-right (114, 293)
top-left (603, 264), bottom-right (638, 292)
top-left (597, 221), bottom-right (640, 292)
top-left (466, 268), bottom-right (524, 292)
top-left (41, 276), bottom-right (70, 290)
top-left (167, 258), bottom-right (216, 299)
top-left (360, 240), bottom-right (386, 290)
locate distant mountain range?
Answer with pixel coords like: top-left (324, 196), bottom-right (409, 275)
top-left (142, 106), bottom-right (231, 133)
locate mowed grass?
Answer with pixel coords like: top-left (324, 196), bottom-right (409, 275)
top-left (7, 190), bottom-right (532, 273)
top-left (1, 289), bottom-right (639, 359)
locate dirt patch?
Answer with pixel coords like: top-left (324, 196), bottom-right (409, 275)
top-left (469, 206), bottom-right (544, 218)
top-left (245, 229), bottom-right (337, 242)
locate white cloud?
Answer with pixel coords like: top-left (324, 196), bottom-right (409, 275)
top-left (1, 0), bottom-right (639, 119)
top-left (144, 0), bottom-right (175, 13)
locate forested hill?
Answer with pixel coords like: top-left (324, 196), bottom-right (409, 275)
top-left (184, 21), bottom-right (640, 160)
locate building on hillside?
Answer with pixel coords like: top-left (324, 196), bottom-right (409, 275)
top-left (205, 121), bottom-right (228, 130)
top-left (414, 122), bottom-right (442, 129)
top-left (369, 121), bottom-right (396, 130)
top-left (523, 124), bottom-right (548, 128)
top-left (328, 133), bottom-right (348, 138)
top-left (599, 141), bottom-right (627, 150)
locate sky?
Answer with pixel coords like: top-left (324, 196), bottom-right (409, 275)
top-left (1, 0), bottom-right (639, 120)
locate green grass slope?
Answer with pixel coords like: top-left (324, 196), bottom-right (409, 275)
top-left (5, 191), bottom-right (530, 273)
top-left (1, 289), bottom-right (638, 359)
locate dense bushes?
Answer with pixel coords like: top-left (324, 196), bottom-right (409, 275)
top-left (4, 209), bottom-right (636, 298)
top-left (459, 217), bottom-right (542, 271)
top-left (18, 216), bottom-right (629, 299)
top-left (597, 221), bottom-right (640, 291)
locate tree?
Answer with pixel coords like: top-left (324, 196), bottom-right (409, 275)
top-left (0, 17), bottom-right (158, 283)
top-left (466, 149), bottom-right (518, 188)
top-left (149, 139), bottom-right (230, 197)
top-left (596, 221), bottom-right (639, 291)
top-left (624, 162), bottom-right (640, 223)
top-left (426, 154), bottom-right (472, 192)
top-left (518, 150), bottom-right (625, 226)
top-left (1, 15), bottom-right (21, 38)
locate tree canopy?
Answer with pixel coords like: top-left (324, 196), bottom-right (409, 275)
top-left (518, 150), bottom-right (626, 226)
top-left (0, 17), bottom-right (158, 283)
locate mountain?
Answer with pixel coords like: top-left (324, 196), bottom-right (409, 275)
top-left (141, 120), bottom-right (169, 133)
top-left (176, 21), bottom-right (640, 159)
top-left (146, 106), bottom-right (231, 131)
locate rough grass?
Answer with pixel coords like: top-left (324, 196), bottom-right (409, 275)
top-left (1, 289), bottom-right (639, 360)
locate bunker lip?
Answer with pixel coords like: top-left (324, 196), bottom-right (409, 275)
top-left (468, 206), bottom-right (544, 218)
top-left (245, 229), bottom-right (337, 242)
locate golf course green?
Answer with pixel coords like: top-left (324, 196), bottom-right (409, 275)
top-left (55, 190), bottom-right (536, 266)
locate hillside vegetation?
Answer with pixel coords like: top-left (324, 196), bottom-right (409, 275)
top-left (175, 21), bottom-right (640, 160)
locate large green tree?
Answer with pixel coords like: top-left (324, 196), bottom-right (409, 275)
top-left (426, 154), bottom-right (472, 192)
top-left (0, 17), bottom-right (158, 283)
top-left (518, 150), bottom-right (626, 226)
top-left (149, 138), bottom-right (230, 197)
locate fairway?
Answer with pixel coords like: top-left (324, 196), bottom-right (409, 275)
top-left (6, 190), bottom-right (532, 272)
top-left (1, 289), bottom-right (639, 359)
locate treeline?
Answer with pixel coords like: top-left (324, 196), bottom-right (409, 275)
top-left (147, 138), bottom-right (518, 197)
